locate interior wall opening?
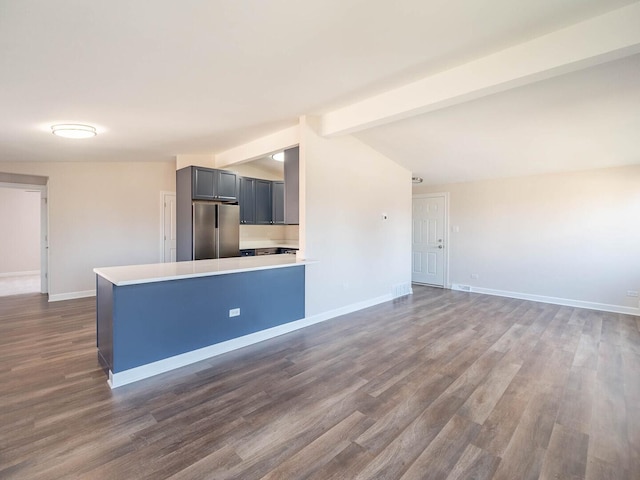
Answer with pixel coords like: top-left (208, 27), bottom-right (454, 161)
top-left (0, 174), bottom-right (49, 298)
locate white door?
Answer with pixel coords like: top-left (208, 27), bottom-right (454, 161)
top-left (163, 193), bottom-right (177, 262)
top-left (412, 194), bottom-right (446, 286)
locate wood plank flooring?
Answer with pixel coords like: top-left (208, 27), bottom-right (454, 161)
top-left (0, 286), bottom-right (638, 479)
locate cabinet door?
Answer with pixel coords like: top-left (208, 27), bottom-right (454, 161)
top-left (215, 170), bottom-right (238, 201)
top-left (239, 177), bottom-right (256, 224)
top-left (255, 180), bottom-right (273, 224)
top-left (192, 167), bottom-right (216, 200)
top-left (272, 181), bottom-right (285, 224)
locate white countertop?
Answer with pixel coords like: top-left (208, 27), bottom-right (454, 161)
top-left (239, 240), bottom-right (299, 249)
top-left (94, 255), bottom-right (313, 286)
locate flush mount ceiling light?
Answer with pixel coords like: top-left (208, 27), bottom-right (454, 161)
top-left (51, 124), bottom-right (97, 139)
top-left (412, 176), bottom-right (424, 184)
top-left (271, 152), bottom-right (285, 162)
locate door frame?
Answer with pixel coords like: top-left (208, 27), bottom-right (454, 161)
top-left (160, 191), bottom-right (176, 263)
top-left (412, 192), bottom-right (450, 288)
top-left (0, 181), bottom-right (49, 295)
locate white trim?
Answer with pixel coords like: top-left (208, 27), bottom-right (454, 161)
top-left (450, 284), bottom-right (640, 316)
top-left (0, 270), bottom-right (40, 278)
top-left (303, 293), bottom-right (393, 324)
top-left (0, 182), bottom-right (46, 190)
top-left (108, 293), bottom-right (393, 388)
top-left (41, 190), bottom-right (49, 295)
top-left (412, 192), bottom-right (449, 288)
top-left (48, 289), bottom-right (96, 302)
top-left (160, 191), bottom-right (176, 263)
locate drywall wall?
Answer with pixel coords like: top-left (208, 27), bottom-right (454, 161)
top-left (239, 225), bottom-right (298, 243)
top-left (0, 188), bottom-right (40, 275)
top-left (300, 117), bottom-right (412, 316)
top-left (414, 165), bottom-right (640, 312)
top-left (230, 161), bottom-right (283, 181)
top-left (215, 125), bottom-right (299, 168)
top-left (175, 154), bottom-right (214, 170)
top-left (0, 161), bottom-right (176, 299)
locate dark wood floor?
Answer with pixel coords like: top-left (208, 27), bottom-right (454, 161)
top-left (0, 286), bottom-right (638, 479)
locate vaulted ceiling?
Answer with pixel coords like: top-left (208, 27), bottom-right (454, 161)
top-left (1, 0), bottom-right (639, 184)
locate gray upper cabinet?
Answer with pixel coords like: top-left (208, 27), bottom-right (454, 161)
top-left (193, 167), bottom-right (216, 199)
top-left (237, 146), bottom-right (299, 225)
top-left (272, 181), bottom-right (285, 224)
top-left (284, 146), bottom-right (299, 225)
top-left (239, 177), bottom-right (256, 224)
top-left (216, 170), bottom-right (238, 201)
top-left (255, 179), bottom-right (272, 224)
top-left (191, 166), bottom-right (238, 202)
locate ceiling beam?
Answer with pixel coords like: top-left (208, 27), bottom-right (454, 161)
top-left (320, 3), bottom-right (640, 137)
top-left (215, 125), bottom-right (299, 168)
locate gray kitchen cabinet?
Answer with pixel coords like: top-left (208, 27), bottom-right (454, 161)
top-left (272, 181), bottom-right (285, 224)
top-left (191, 166), bottom-right (238, 202)
top-left (255, 179), bottom-right (272, 224)
top-left (284, 146), bottom-right (299, 225)
top-left (192, 167), bottom-right (216, 199)
top-left (238, 145), bottom-right (299, 225)
top-left (216, 169), bottom-right (238, 201)
top-left (239, 177), bottom-right (256, 224)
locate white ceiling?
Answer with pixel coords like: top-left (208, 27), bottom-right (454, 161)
top-left (1, 0), bottom-right (639, 185)
top-left (356, 53), bottom-right (640, 185)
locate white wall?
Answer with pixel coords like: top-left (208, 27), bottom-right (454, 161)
top-left (231, 162), bottom-right (283, 181)
top-left (0, 161), bottom-right (176, 298)
top-left (0, 188), bottom-right (40, 275)
top-left (415, 165), bottom-right (640, 312)
top-left (300, 117), bottom-right (412, 316)
top-left (240, 225), bottom-right (298, 243)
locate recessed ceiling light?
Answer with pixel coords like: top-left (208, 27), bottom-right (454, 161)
top-left (271, 152), bottom-right (284, 162)
top-left (51, 124), bottom-right (97, 139)
top-left (412, 176), bottom-right (424, 184)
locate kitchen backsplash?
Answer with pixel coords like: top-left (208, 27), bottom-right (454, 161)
top-left (239, 225), bottom-right (299, 242)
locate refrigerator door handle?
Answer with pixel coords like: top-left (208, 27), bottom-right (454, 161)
top-left (215, 204), bottom-right (220, 259)
top-left (192, 203), bottom-right (196, 259)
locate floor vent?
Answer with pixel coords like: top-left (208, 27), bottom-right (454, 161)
top-left (393, 283), bottom-right (412, 298)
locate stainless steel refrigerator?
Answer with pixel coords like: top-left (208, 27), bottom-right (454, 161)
top-left (192, 202), bottom-right (240, 260)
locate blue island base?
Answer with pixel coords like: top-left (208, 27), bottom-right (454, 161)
top-left (96, 265), bottom-right (305, 388)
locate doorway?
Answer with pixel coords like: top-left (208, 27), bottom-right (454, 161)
top-left (0, 182), bottom-right (48, 296)
top-left (412, 193), bottom-right (448, 287)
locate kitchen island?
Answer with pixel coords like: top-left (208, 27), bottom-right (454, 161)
top-left (95, 255), bottom-right (312, 388)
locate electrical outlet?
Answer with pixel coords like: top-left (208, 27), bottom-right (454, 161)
top-left (627, 290), bottom-right (639, 297)
top-left (229, 308), bottom-right (240, 317)
top-left (471, 273), bottom-right (479, 280)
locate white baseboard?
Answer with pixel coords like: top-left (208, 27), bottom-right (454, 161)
top-left (0, 270), bottom-right (40, 278)
top-left (48, 290), bottom-right (96, 302)
top-left (304, 293), bottom-right (394, 324)
top-left (450, 284), bottom-right (640, 316)
top-left (109, 293), bottom-right (395, 389)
